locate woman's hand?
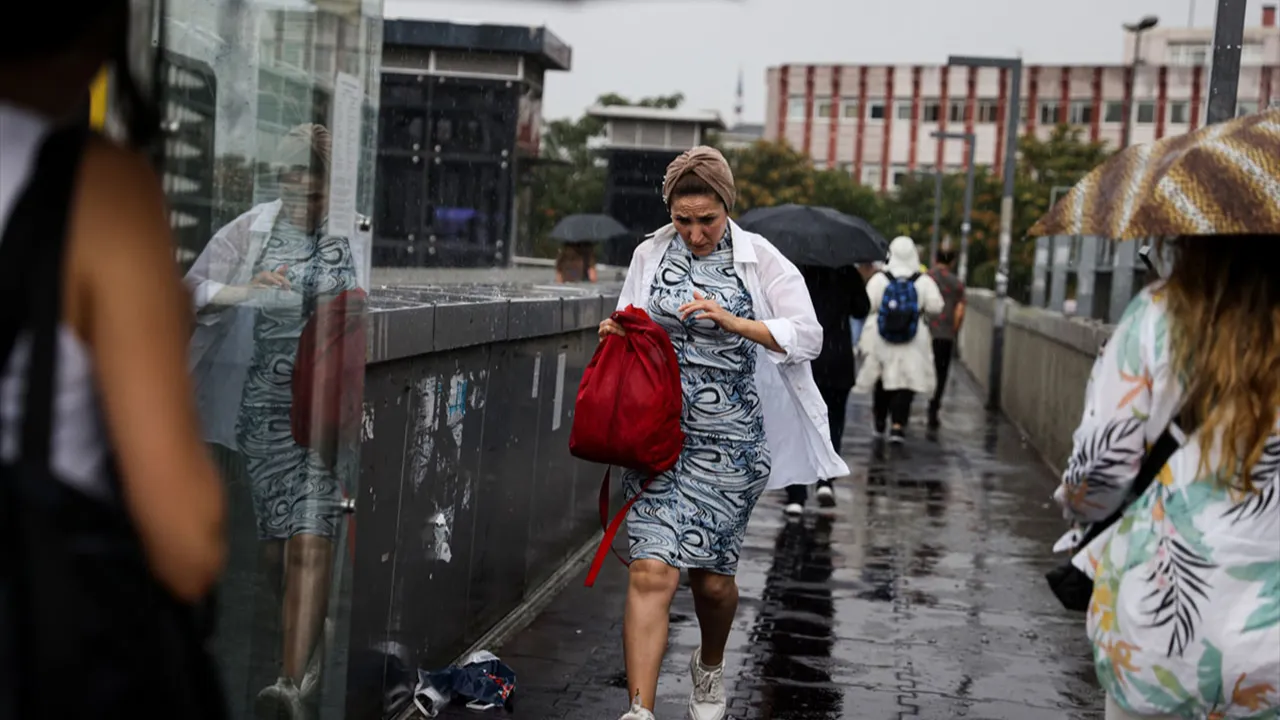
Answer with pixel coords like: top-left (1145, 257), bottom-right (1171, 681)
top-left (251, 265), bottom-right (291, 289)
top-left (679, 291), bottom-right (740, 333)
top-left (599, 317), bottom-right (626, 339)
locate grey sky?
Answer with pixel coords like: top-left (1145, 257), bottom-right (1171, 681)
top-left (385, 0), bottom-right (1252, 122)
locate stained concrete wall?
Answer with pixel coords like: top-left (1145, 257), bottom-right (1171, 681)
top-left (345, 283), bottom-right (622, 718)
top-left (957, 289), bottom-right (1112, 475)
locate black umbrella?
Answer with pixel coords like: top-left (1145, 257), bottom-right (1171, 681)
top-left (736, 204), bottom-right (888, 268)
top-left (548, 214), bottom-right (631, 244)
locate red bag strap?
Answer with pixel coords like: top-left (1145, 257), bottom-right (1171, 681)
top-left (583, 467), bottom-right (655, 587)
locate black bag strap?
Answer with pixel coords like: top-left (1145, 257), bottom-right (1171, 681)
top-left (1075, 413), bottom-right (1193, 549)
top-left (0, 124), bottom-right (89, 468)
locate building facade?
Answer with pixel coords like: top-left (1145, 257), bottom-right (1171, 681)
top-left (766, 6), bottom-right (1280, 192)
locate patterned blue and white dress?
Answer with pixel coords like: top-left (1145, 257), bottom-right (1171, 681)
top-left (623, 229), bottom-right (771, 575)
top-left (236, 218), bottom-right (357, 541)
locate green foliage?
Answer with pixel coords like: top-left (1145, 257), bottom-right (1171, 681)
top-left (527, 103), bottom-right (1115, 288)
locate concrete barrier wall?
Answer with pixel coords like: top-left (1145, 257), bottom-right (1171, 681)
top-left (346, 284), bottom-right (621, 716)
top-left (957, 289), bottom-right (1112, 475)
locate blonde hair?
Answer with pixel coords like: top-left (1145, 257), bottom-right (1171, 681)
top-left (1162, 235), bottom-right (1280, 489)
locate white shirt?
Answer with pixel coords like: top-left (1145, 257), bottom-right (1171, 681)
top-left (0, 103), bottom-right (110, 500)
top-left (618, 219), bottom-right (849, 489)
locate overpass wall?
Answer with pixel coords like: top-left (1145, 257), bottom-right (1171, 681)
top-left (957, 289), bottom-right (1113, 475)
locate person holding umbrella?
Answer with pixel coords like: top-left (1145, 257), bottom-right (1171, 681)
top-left (1037, 110), bottom-right (1280, 720)
top-left (548, 213), bottom-right (629, 284)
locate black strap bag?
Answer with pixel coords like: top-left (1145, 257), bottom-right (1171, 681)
top-left (0, 125), bottom-right (226, 718)
top-left (1045, 417), bottom-right (1189, 612)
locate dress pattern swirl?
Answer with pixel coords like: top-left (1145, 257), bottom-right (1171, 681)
top-left (623, 229), bottom-right (771, 575)
top-left (236, 218), bottom-right (357, 541)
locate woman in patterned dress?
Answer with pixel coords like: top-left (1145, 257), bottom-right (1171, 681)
top-left (186, 124), bottom-right (357, 717)
top-left (1056, 236), bottom-right (1279, 719)
top-left (600, 147), bottom-right (848, 720)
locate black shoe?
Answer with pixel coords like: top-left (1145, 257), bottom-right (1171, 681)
top-left (927, 409), bottom-right (940, 429)
top-left (874, 420), bottom-right (887, 437)
top-left (889, 427), bottom-right (906, 444)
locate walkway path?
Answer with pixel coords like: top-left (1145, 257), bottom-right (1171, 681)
top-left (453, 371), bottom-right (1106, 719)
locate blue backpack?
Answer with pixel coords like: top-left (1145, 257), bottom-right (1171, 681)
top-left (877, 270), bottom-right (921, 344)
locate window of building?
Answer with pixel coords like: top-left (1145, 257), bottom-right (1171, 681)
top-left (947, 100), bottom-right (967, 124)
top-left (862, 163), bottom-right (882, 187)
top-left (890, 165), bottom-right (910, 188)
top-left (895, 100), bottom-right (914, 121)
top-left (868, 101), bottom-right (886, 120)
top-left (1068, 100), bottom-right (1094, 125)
top-left (976, 99), bottom-right (999, 123)
top-left (1169, 101), bottom-right (1190, 124)
top-left (839, 100), bottom-right (860, 119)
top-left (814, 97), bottom-right (833, 119)
top-left (1237, 100), bottom-right (1260, 117)
top-left (836, 161), bottom-right (855, 175)
top-left (1136, 101), bottom-right (1156, 124)
top-left (1038, 100), bottom-right (1062, 126)
top-left (1242, 43), bottom-right (1265, 65)
top-left (1168, 42), bottom-right (1210, 66)
top-left (1103, 101), bottom-right (1125, 123)
top-left (921, 99), bottom-right (942, 123)
top-left (787, 96), bottom-right (806, 119)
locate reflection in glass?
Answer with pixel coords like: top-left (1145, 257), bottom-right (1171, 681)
top-left (164, 0), bottom-right (381, 716)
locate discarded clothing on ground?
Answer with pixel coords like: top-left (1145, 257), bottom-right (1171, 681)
top-left (412, 650), bottom-right (516, 717)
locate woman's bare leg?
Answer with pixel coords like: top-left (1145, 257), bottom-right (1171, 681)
top-left (687, 570), bottom-right (738, 666)
top-left (623, 559), bottom-right (681, 709)
top-left (281, 533), bottom-right (335, 684)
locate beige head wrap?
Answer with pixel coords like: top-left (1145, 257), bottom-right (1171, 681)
top-left (662, 145), bottom-right (736, 211)
top-left (275, 123), bottom-right (332, 174)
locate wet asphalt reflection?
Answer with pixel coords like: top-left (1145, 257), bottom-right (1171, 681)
top-left (463, 371), bottom-right (1106, 720)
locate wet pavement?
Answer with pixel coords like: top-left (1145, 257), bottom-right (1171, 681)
top-left (454, 371), bottom-right (1106, 720)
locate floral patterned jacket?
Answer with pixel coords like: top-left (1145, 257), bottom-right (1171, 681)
top-left (1058, 285), bottom-right (1279, 719)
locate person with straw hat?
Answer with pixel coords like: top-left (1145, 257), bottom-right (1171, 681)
top-left (598, 146), bottom-right (847, 720)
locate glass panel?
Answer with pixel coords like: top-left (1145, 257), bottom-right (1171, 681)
top-left (164, 0), bottom-right (382, 716)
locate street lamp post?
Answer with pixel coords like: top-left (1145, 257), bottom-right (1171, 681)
top-left (947, 55), bottom-right (1021, 410)
top-left (930, 165), bottom-right (944, 265)
top-left (930, 130), bottom-right (977, 283)
top-left (1122, 15), bottom-right (1159, 149)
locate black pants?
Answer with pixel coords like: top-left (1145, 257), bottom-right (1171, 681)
top-left (873, 380), bottom-right (914, 430)
top-left (930, 338), bottom-right (955, 414)
top-left (785, 384), bottom-right (850, 505)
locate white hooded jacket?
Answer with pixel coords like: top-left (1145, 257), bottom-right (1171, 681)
top-left (855, 236), bottom-right (945, 395)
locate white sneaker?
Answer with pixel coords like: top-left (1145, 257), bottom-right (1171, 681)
top-left (688, 647), bottom-right (726, 720)
top-left (815, 485), bottom-right (835, 508)
top-left (620, 692), bottom-right (656, 720)
top-left (783, 502), bottom-right (803, 517)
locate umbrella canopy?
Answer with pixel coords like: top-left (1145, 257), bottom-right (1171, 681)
top-left (1031, 108), bottom-right (1280, 239)
top-left (549, 214), bottom-right (631, 244)
top-left (736, 204), bottom-right (888, 268)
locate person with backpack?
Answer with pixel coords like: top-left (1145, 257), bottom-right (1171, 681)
top-left (597, 146), bottom-right (847, 720)
top-left (854, 236), bottom-right (944, 443)
top-left (0, 2), bottom-right (226, 715)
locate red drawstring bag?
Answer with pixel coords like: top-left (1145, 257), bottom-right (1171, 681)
top-left (570, 305), bottom-right (684, 587)
top-left (292, 288), bottom-right (368, 470)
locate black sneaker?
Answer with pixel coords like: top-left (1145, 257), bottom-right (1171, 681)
top-left (927, 409), bottom-right (940, 429)
top-left (874, 420), bottom-right (887, 437)
top-left (889, 427), bottom-right (906, 444)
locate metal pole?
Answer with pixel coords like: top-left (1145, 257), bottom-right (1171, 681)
top-left (930, 167), bottom-right (944, 264)
top-left (959, 136), bottom-right (976, 284)
top-left (988, 59), bottom-right (1021, 411)
top-left (1207, 0), bottom-right (1248, 124)
top-left (1122, 32), bottom-right (1141, 149)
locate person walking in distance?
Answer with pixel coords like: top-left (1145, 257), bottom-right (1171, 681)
top-left (926, 247), bottom-right (966, 428)
top-left (783, 264), bottom-right (870, 516)
top-left (853, 237), bottom-right (944, 443)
